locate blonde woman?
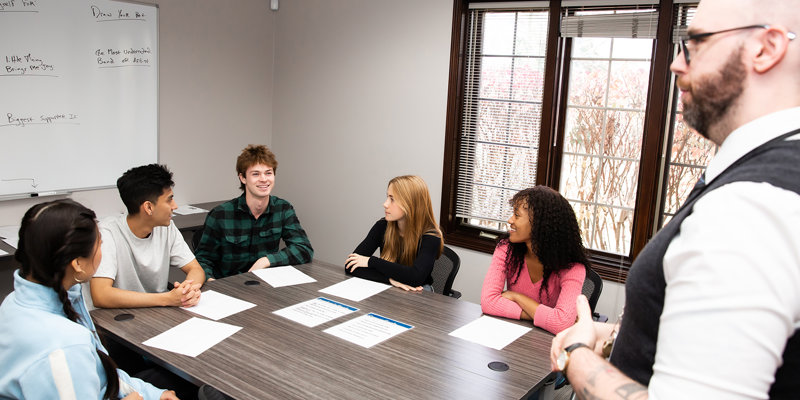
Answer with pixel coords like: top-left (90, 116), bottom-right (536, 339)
top-left (345, 175), bottom-right (443, 291)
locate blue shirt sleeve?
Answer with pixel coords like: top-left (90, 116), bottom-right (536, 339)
top-left (18, 345), bottom-right (164, 400)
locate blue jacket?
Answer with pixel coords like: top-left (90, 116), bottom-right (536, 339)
top-left (0, 270), bottom-right (165, 399)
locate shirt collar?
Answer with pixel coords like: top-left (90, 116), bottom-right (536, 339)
top-left (236, 193), bottom-right (272, 218)
top-left (705, 107), bottom-right (800, 182)
top-left (12, 269), bottom-right (83, 315)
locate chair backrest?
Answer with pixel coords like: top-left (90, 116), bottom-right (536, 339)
top-left (581, 266), bottom-right (603, 313)
top-left (191, 227), bottom-right (204, 252)
top-left (430, 246), bottom-right (460, 296)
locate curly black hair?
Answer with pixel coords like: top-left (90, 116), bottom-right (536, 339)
top-left (502, 186), bottom-right (589, 297)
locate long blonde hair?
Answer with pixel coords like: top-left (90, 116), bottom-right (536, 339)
top-left (381, 175), bottom-right (443, 266)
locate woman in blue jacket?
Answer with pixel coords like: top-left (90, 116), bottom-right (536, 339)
top-left (0, 199), bottom-right (175, 400)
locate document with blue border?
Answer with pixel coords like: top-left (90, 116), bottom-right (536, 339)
top-left (324, 313), bottom-right (412, 348)
top-left (273, 297), bottom-right (358, 327)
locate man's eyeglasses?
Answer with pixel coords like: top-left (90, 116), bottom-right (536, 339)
top-left (679, 24), bottom-right (797, 65)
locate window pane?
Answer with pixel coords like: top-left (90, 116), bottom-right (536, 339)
top-left (611, 38), bottom-right (653, 59)
top-left (568, 60), bottom-right (608, 107)
top-left (559, 37), bottom-right (652, 255)
top-left (604, 110), bottom-right (644, 159)
top-left (608, 61), bottom-right (649, 109)
top-left (590, 206), bottom-right (633, 255)
top-left (563, 108), bottom-right (604, 154)
top-left (511, 58), bottom-right (545, 102)
top-left (572, 37), bottom-right (611, 58)
top-left (480, 57), bottom-right (512, 100)
top-left (560, 154), bottom-right (600, 201)
top-left (478, 101), bottom-right (542, 145)
top-left (596, 159), bottom-right (638, 208)
top-left (515, 13), bottom-right (548, 56)
top-left (661, 99), bottom-right (716, 224)
top-left (483, 13), bottom-right (517, 56)
top-left (473, 143), bottom-right (537, 189)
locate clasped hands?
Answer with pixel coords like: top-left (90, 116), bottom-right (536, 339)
top-left (168, 279), bottom-right (202, 308)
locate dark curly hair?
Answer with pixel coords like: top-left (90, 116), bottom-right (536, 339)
top-left (502, 186), bottom-right (589, 297)
top-left (16, 199), bottom-right (120, 399)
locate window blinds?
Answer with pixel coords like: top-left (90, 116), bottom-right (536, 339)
top-left (455, 7), bottom-right (550, 226)
top-left (560, 5), bottom-right (659, 39)
top-left (672, 3), bottom-right (698, 43)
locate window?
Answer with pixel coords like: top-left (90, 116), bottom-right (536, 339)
top-left (441, 1), bottom-right (708, 281)
top-left (659, 3), bottom-right (715, 227)
top-left (455, 8), bottom-right (550, 233)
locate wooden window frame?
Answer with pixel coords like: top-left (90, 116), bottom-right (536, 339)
top-left (440, 0), bottom-right (680, 283)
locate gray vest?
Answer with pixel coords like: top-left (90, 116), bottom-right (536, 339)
top-left (610, 129), bottom-right (800, 398)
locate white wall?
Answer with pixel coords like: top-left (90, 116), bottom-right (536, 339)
top-left (271, 0), bottom-right (452, 266)
top-left (0, 0), bottom-right (275, 225)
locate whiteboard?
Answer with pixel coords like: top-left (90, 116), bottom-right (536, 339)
top-left (0, 0), bottom-right (158, 199)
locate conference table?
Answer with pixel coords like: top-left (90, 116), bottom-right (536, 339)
top-left (91, 260), bottom-right (557, 399)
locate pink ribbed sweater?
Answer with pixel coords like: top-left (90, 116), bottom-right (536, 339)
top-left (480, 243), bottom-right (586, 334)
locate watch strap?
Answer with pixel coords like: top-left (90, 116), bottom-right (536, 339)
top-left (561, 342), bottom-right (591, 373)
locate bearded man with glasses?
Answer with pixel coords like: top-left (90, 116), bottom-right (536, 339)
top-left (550, 1), bottom-right (800, 398)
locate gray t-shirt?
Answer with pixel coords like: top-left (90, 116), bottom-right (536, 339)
top-left (85, 214), bottom-right (195, 308)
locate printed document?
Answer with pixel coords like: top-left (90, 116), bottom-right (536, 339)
top-left (273, 297), bottom-right (357, 327)
top-left (324, 313), bottom-right (412, 348)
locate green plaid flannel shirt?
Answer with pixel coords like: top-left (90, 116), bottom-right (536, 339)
top-left (195, 194), bottom-right (313, 278)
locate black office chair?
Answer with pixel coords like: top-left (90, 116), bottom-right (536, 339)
top-left (582, 266), bottom-right (608, 323)
top-left (430, 246), bottom-right (462, 298)
top-left (191, 227), bottom-right (204, 252)
top-left (548, 266), bottom-right (608, 399)
top-left (198, 384), bottom-right (234, 400)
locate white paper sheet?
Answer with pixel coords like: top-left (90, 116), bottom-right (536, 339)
top-left (252, 266), bottom-right (317, 287)
top-left (449, 315), bottom-right (532, 350)
top-left (172, 204), bottom-right (208, 215)
top-left (273, 297), bottom-right (358, 327)
top-left (181, 290), bottom-right (256, 321)
top-left (319, 277), bottom-right (390, 302)
top-left (0, 225), bottom-right (20, 249)
top-left (324, 313), bottom-right (412, 348)
top-left (142, 317), bottom-right (242, 357)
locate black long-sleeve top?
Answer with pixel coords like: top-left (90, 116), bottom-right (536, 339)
top-left (346, 219), bottom-right (441, 287)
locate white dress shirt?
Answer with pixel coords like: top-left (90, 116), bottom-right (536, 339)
top-left (649, 107), bottom-right (800, 399)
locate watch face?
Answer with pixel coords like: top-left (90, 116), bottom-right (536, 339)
top-left (556, 350), bottom-right (568, 371)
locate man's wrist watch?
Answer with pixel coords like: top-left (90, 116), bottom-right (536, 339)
top-left (556, 342), bottom-right (591, 373)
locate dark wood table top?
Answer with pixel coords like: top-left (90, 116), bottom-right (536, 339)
top-left (91, 260), bottom-right (556, 400)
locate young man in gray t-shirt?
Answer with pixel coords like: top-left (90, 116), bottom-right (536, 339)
top-left (87, 164), bottom-right (206, 309)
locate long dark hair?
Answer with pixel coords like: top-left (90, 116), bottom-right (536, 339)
top-left (15, 199), bottom-right (120, 399)
top-left (502, 186), bottom-right (589, 297)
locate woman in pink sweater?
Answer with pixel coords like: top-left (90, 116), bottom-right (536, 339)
top-left (481, 186), bottom-right (588, 334)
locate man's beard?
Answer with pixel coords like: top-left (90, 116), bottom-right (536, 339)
top-left (680, 47), bottom-right (746, 140)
